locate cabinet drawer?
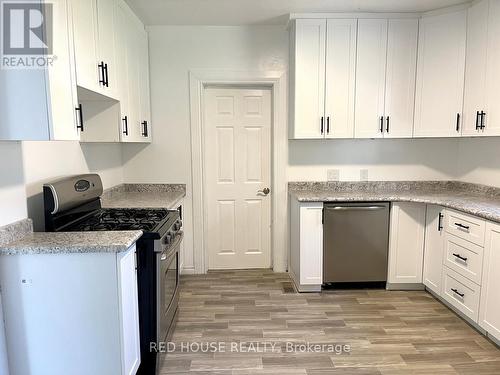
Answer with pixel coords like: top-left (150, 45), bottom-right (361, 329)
top-left (442, 266), bottom-right (481, 322)
top-left (444, 233), bottom-right (483, 285)
top-left (445, 209), bottom-right (485, 246)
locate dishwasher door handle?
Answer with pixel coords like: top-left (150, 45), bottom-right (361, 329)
top-left (325, 205), bottom-right (387, 211)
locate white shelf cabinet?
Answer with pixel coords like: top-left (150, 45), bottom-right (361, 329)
top-left (384, 18), bottom-right (419, 138)
top-left (423, 205), bottom-right (446, 295)
top-left (289, 198), bottom-right (323, 292)
top-left (479, 221), bottom-right (500, 342)
top-left (116, 0), bottom-right (151, 143)
top-left (354, 18), bottom-right (418, 138)
top-left (324, 19), bottom-right (357, 139)
top-left (0, 245), bottom-right (140, 375)
top-left (289, 19), bottom-right (326, 139)
top-left (0, 0), bottom-right (80, 141)
top-left (71, 0), bottom-right (119, 99)
top-left (354, 19), bottom-right (387, 139)
top-left (414, 9), bottom-right (467, 137)
top-left (463, 0), bottom-right (500, 136)
top-left (388, 202), bottom-right (426, 287)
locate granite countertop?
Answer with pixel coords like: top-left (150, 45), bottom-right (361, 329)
top-left (101, 183), bottom-right (186, 210)
top-left (0, 230), bottom-right (143, 255)
top-left (288, 181), bottom-right (500, 224)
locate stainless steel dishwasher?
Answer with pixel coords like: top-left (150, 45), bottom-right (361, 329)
top-left (323, 202), bottom-right (390, 286)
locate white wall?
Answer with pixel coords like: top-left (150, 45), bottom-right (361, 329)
top-left (0, 142), bottom-right (28, 227)
top-left (122, 25), bottom-right (289, 272)
top-left (22, 142), bottom-right (124, 230)
top-left (456, 138), bottom-right (500, 187)
top-left (289, 138), bottom-right (460, 181)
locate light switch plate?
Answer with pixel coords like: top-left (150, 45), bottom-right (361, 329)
top-left (327, 169), bottom-right (340, 181)
top-left (360, 169), bottom-right (369, 181)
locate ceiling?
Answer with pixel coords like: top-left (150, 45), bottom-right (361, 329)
top-left (125, 0), bottom-right (469, 26)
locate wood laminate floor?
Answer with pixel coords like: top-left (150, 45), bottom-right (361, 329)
top-left (159, 269), bottom-right (500, 375)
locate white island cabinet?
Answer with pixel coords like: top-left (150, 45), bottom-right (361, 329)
top-left (0, 244), bottom-right (140, 375)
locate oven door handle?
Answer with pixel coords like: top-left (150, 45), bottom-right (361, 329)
top-left (161, 231), bottom-right (184, 260)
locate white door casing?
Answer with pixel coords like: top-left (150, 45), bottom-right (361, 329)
top-left (204, 88), bottom-right (272, 269)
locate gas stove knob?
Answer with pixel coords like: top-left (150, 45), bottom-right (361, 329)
top-left (174, 220), bottom-right (182, 231)
top-left (164, 232), bottom-right (172, 245)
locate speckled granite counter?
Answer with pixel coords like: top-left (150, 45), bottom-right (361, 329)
top-left (0, 218), bottom-right (33, 247)
top-left (289, 181), bottom-right (500, 224)
top-left (0, 230), bottom-right (143, 255)
top-left (101, 183), bottom-right (186, 209)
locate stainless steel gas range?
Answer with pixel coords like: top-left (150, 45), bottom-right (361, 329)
top-left (43, 174), bottom-right (181, 374)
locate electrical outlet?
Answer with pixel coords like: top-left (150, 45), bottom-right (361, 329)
top-left (360, 169), bottom-right (369, 181)
top-left (327, 169), bottom-right (340, 181)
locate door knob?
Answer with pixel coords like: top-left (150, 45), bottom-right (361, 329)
top-left (257, 187), bottom-right (270, 196)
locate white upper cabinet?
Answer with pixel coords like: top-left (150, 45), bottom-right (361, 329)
top-left (96, 0), bottom-right (119, 99)
top-left (463, 0), bottom-right (500, 137)
top-left (384, 19), bottom-right (418, 138)
top-left (71, 0), bottom-right (100, 93)
top-left (72, 0), bottom-right (118, 99)
top-left (138, 31), bottom-right (152, 142)
top-left (289, 19), bottom-right (326, 139)
top-left (324, 19), bottom-right (357, 139)
top-left (354, 18), bottom-right (418, 139)
top-left (0, 0), bottom-right (80, 141)
top-left (482, 0), bottom-right (500, 136)
top-left (354, 19), bottom-right (387, 139)
top-left (414, 9), bottom-right (467, 137)
top-left (115, 1), bottom-right (151, 143)
top-left (462, 0), bottom-right (489, 136)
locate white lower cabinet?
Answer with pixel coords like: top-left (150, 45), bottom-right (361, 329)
top-left (0, 245), bottom-right (140, 375)
top-left (289, 198), bottom-right (323, 292)
top-left (479, 221), bottom-right (500, 341)
top-left (423, 205), bottom-right (445, 294)
top-left (388, 203), bottom-right (426, 287)
top-left (442, 266), bottom-right (481, 322)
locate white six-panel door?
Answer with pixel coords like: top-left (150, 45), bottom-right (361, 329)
top-left (204, 88), bottom-right (272, 269)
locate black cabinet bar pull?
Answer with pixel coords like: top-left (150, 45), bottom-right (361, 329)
top-left (476, 111), bottom-right (480, 130)
top-left (75, 104), bottom-right (84, 132)
top-left (320, 116), bottom-right (324, 135)
top-left (386, 116), bottom-right (390, 133)
top-left (456, 113), bottom-right (460, 132)
top-left (451, 288), bottom-right (465, 298)
top-left (454, 222), bottom-right (470, 231)
top-left (380, 116), bottom-right (384, 133)
top-left (141, 120), bottom-right (148, 137)
top-left (326, 116), bottom-right (330, 135)
top-left (104, 63), bottom-right (109, 87)
top-left (438, 212), bottom-right (444, 232)
top-left (122, 116), bottom-right (128, 136)
top-left (452, 253), bottom-right (468, 262)
top-left (480, 111), bottom-right (486, 129)
top-left (98, 62), bottom-right (105, 85)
